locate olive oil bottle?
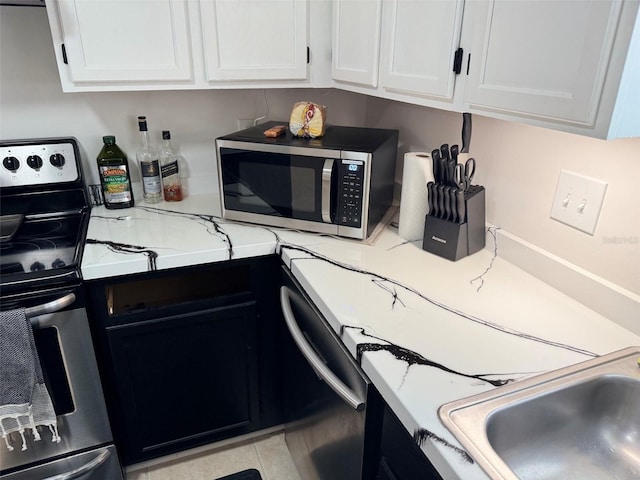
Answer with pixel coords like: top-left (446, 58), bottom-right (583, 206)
top-left (97, 135), bottom-right (135, 209)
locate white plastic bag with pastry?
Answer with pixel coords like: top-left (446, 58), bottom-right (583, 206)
top-left (289, 101), bottom-right (327, 138)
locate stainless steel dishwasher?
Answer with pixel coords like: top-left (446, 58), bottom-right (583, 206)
top-left (280, 268), bottom-right (381, 480)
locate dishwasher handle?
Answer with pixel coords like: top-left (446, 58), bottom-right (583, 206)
top-left (280, 287), bottom-right (365, 412)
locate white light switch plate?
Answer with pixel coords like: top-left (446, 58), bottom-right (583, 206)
top-left (550, 170), bottom-right (607, 235)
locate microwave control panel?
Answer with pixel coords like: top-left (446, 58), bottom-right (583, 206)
top-left (337, 160), bottom-right (364, 228)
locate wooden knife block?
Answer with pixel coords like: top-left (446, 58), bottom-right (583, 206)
top-left (422, 187), bottom-right (485, 261)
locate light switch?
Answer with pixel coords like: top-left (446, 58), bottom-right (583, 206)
top-left (550, 170), bottom-right (607, 235)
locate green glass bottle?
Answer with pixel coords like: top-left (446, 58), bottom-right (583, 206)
top-left (97, 135), bottom-right (135, 209)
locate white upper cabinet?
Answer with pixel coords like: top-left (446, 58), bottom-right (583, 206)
top-left (331, 0), bottom-right (465, 101)
top-left (200, 0), bottom-right (308, 82)
top-left (464, 0), bottom-right (637, 136)
top-left (331, 0), bottom-right (382, 87)
top-left (331, 0), bottom-right (640, 138)
top-left (378, 0), bottom-right (464, 101)
top-left (46, 0), bottom-right (321, 91)
top-left (51, 0), bottom-right (193, 84)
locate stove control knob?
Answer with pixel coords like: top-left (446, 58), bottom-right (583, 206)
top-left (52, 258), bottom-right (66, 269)
top-left (30, 261), bottom-right (46, 272)
top-left (50, 153), bottom-right (66, 167)
top-left (27, 155), bottom-right (44, 170)
top-left (3, 156), bottom-right (20, 171)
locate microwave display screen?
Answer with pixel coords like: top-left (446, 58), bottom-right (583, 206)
top-left (220, 149), bottom-right (330, 222)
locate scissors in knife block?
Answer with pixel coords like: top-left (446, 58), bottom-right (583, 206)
top-left (454, 157), bottom-right (476, 191)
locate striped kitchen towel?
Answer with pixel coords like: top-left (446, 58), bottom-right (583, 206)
top-left (0, 308), bottom-right (60, 451)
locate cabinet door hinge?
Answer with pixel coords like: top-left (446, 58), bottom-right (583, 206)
top-left (61, 44), bottom-right (68, 64)
top-left (307, 46), bottom-right (310, 64)
top-left (452, 47), bottom-right (463, 75)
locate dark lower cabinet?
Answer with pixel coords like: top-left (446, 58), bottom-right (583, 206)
top-left (377, 404), bottom-right (443, 480)
top-left (87, 256), bottom-right (285, 465)
top-left (105, 302), bottom-right (258, 461)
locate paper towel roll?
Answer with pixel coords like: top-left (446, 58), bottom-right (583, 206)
top-left (398, 152), bottom-right (433, 241)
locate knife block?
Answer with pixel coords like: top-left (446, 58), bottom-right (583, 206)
top-left (422, 186), bottom-right (485, 261)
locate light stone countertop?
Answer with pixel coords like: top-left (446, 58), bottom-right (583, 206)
top-left (82, 194), bottom-right (639, 480)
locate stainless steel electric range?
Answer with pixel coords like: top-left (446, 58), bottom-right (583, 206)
top-left (0, 138), bottom-right (123, 479)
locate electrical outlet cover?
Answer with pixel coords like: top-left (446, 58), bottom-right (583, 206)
top-left (550, 170), bottom-right (607, 235)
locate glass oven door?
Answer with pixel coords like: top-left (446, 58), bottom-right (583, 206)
top-left (0, 287), bottom-right (115, 475)
top-left (219, 146), bottom-right (338, 224)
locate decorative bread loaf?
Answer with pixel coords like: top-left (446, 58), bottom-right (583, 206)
top-left (289, 101), bottom-right (327, 138)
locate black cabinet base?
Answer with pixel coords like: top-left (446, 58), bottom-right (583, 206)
top-left (87, 256), bottom-right (285, 465)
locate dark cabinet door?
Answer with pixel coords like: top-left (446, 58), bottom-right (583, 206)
top-left (377, 404), bottom-right (442, 480)
top-left (105, 301), bottom-right (259, 464)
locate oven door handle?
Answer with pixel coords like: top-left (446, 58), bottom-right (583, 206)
top-left (43, 448), bottom-right (111, 480)
top-left (25, 293), bottom-right (76, 325)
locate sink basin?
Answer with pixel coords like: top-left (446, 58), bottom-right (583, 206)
top-left (439, 346), bottom-right (640, 480)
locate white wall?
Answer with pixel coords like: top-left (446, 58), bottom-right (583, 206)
top-left (364, 97), bottom-right (640, 295)
top-left (0, 6), bottom-right (366, 194)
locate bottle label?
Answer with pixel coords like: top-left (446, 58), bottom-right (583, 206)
top-left (141, 160), bottom-right (162, 194)
top-left (161, 160), bottom-right (179, 179)
top-left (99, 165), bottom-right (133, 204)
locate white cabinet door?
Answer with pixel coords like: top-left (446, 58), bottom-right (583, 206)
top-left (200, 0), bottom-right (308, 81)
top-left (464, 0), bottom-right (624, 127)
top-left (331, 0), bottom-right (382, 87)
top-left (54, 0), bottom-right (193, 84)
top-left (378, 0), bottom-right (464, 100)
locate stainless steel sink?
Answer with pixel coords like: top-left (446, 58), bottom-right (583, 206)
top-left (439, 346), bottom-right (640, 480)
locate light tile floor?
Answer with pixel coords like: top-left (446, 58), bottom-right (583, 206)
top-left (126, 432), bottom-right (301, 480)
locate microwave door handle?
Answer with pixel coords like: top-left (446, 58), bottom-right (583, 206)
top-left (321, 158), bottom-right (334, 223)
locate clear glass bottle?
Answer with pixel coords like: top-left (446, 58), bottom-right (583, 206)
top-left (136, 116), bottom-right (162, 203)
top-left (97, 135), bottom-right (134, 209)
top-left (159, 130), bottom-right (183, 202)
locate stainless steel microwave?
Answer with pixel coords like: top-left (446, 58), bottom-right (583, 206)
top-left (216, 122), bottom-right (398, 239)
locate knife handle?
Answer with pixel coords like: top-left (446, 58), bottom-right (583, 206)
top-left (462, 112), bottom-right (472, 153)
top-left (446, 158), bottom-right (457, 187)
top-left (456, 188), bottom-right (466, 224)
top-left (430, 183), bottom-right (440, 218)
top-left (427, 182), bottom-right (435, 216)
top-left (443, 186), bottom-right (451, 221)
top-left (450, 144), bottom-right (459, 162)
top-left (437, 184), bottom-right (445, 219)
top-left (449, 187), bottom-right (457, 223)
top-left (440, 144), bottom-right (450, 162)
top-left (431, 150), bottom-right (441, 183)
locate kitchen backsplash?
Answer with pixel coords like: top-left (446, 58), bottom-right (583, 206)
top-left (1, 6), bottom-right (638, 298)
top-left (364, 97), bottom-right (640, 297)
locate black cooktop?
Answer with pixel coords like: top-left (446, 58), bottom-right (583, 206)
top-left (0, 137), bottom-right (90, 295)
top-left (0, 212), bottom-right (89, 293)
